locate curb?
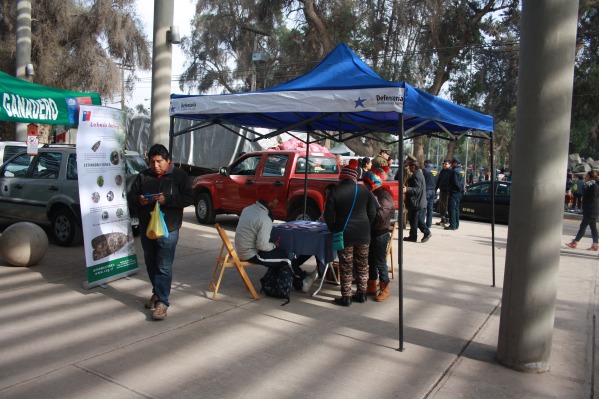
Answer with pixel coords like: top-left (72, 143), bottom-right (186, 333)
top-left (563, 212), bottom-right (582, 221)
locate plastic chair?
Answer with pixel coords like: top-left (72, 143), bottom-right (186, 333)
top-left (209, 223), bottom-right (260, 300)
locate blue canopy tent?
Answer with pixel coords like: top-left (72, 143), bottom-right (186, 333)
top-left (169, 43), bottom-right (495, 351)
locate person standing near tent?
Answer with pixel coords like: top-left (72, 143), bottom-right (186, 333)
top-left (445, 158), bottom-right (465, 231)
top-left (129, 144), bottom-right (193, 321)
top-left (324, 162), bottom-right (377, 307)
top-left (363, 169), bottom-right (394, 301)
top-left (357, 157), bottom-right (371, 180)
top-left (403, 160), bottom-right (432, 243)
top-left (436, 159), bottom-right (452, 227)
top-left (371, 148), bottom-right (391, 170)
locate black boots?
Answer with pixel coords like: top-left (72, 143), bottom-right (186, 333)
top-left (352, 292), bottom-right (368, 303)
top-left (334, 296), bottom-right (352, 307)
top-left (334, 292), bottom-right (368, 306)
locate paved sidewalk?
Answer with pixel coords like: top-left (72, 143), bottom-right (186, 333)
top-left (0, 210), bottom-right (596, 398)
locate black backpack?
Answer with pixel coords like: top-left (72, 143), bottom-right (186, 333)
top-left (260, 265), bottom-right (294, 305)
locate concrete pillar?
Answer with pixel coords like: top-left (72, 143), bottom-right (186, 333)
top-left (496, 0), bottom-right (579, 372)
top-left (150, 0), bottom-right (174, 147)
top-left (15, 0), bottom-right (32, 141)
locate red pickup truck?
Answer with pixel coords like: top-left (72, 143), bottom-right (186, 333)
top-left (192, 150), bottom-right (399, 224)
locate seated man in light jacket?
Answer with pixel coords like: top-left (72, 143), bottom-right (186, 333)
top-left (235, 185), bottom-right (317, 292)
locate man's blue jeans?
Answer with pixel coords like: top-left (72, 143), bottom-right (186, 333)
top-left (448, 192), bottom-right (463, 229)
top-left (368, 232), bottom-right (390, 284)
top-left (140, 229), bottom-right (180, 307)
top-left (426, 189), bottom-right (435, 228)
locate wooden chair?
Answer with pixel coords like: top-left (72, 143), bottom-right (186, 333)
top-left (209, 223), bottom-right (260, 301)
top-left (387, 221), bottom-right (397, 279)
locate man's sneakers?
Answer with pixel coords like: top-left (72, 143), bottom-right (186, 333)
top-left (301, 269), bottom-right (319, 293)
top-left (444, 226), bottom-right (456, 230)
top-left (152, 302), bottom-right (168, 320)
top-left (421, 233), bottom-right (432, 243)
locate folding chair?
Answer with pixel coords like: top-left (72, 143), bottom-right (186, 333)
top-left (209, 223), bottom-right (260, 300)
top-left (387, 221), bottom-right (397, 279)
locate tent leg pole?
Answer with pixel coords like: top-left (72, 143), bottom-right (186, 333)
top-left (491, 135), bottom-right (495, 287)
top-left (397, 113), bottom-right (405, 352)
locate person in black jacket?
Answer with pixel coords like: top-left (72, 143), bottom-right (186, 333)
top-left (403, 160), bottom-right (431, 242)
top-left (128, 144), bottom-right (193, 320)
top-left (363, 169), bottom-right (394, 301)
top-left (435, 160), bottom-right (452, 226)
top-left (445, 158), bottom-right (465, 231)
top-left (566, 171), bottom-right (599, 251)
top-left (422, 160), bottom-right (437, 228)
top-left (324, 161), bottom-right (377, 307)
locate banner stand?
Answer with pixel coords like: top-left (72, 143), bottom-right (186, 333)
top-left (76, 105), bottom-right (139, 289)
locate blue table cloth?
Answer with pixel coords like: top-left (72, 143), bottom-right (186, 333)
top-left (271, 221), bottom-right (337, 273)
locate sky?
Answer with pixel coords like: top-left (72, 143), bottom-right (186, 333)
top-left (121, 0), bottom-right (196, 111)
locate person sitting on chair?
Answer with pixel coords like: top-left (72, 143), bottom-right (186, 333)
top-left (235, 185), bottom-right (318, 293)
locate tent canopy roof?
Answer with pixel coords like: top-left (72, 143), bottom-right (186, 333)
top-left (170, 43), bottom-right (493, 144)
top-left (0, 71), bottom-right (101, 125)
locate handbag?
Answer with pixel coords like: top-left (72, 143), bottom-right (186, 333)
top-left (332, 184), bottom-right (358, 251)
top-left (146, 202), bottom-right (169, 239)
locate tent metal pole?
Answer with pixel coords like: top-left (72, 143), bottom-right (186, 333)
top-left (491, 134), bottom-right (496, 287)
top-left (303, 130), bottom-right (310, 218)
top-left (168, 116), bottom-right (174, 155)
top-left (397, 113), bottom-right (405, 352)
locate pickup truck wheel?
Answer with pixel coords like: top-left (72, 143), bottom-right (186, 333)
top-left (51, 208), bottom-right (83, 247)
top-left (196, 193), bottom-right (216, 224)
top-left (288, 205), bottom-right (320, 221)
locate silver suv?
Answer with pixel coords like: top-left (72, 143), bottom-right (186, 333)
top-left (0, 144), bottom-right (146, 246)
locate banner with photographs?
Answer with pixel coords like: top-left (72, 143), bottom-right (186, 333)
top-left (77, 105), bottom-right (138, 288)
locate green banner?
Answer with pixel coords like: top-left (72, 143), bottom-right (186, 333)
top-left (0, 71), bottom-right (101, 125)
top-left (87, 254), bottom-right (139, 282)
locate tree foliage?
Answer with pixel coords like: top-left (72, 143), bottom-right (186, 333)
top-left (180, 0), bottom-right (593, 168)
top-left (0, 0), bottom-right (151, 99)
top-left (571, 0), bottom-right (599, 159)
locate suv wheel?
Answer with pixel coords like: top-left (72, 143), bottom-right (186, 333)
top-left (195, 193), bottom-right (216, 224)
top-left (288, 205), bottom-right (320, 221)
top-left (52, 208), bottom-right (83, 246)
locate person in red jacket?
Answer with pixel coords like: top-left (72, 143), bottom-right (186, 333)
top-left (363, 169), bottom-right (394, 301)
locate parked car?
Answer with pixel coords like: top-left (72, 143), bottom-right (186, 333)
top-left (460, 181), bottom-right (511, 223)
top-left (0, 145), bottom-right (146, 246)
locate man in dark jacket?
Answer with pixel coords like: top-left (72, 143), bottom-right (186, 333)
top-left (403, 160), bottom-right (431, 243)
top-left (422, 160), bottom-right (437, 228)
top-left (445, 158), bottom-right (465, 231)
top-left (128, 144), bottom-right (193, 320)
top-left (435, 160), bottom-right (452, 226)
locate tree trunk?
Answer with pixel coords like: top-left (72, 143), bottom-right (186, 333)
top-left (302, 0), bottom-right (333, 54)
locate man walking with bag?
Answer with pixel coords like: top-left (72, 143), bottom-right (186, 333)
top-left (128, 144), bottom-right (193, 320)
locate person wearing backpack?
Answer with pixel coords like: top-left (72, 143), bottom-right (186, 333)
top-left (235, 185), bottom-right (318, 294)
